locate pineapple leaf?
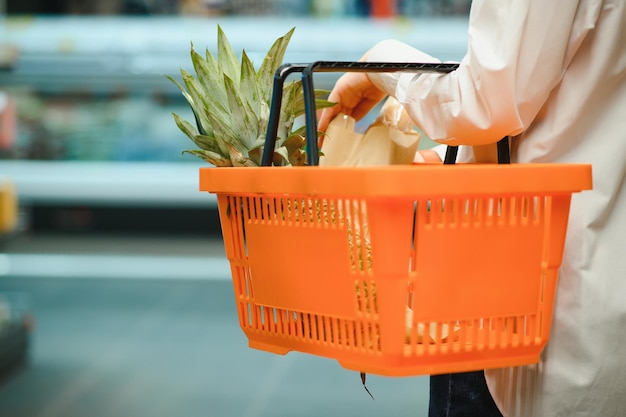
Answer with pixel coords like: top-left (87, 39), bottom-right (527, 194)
top-left (205, 47), bottom-right (218, 69)
top-left (293, 88), bottom-right (334, 118)
top-left (182, 149), bottom-right (232, 167)
top-left (284, 132), bottom-right (308, 166)
top-left (181, 69), bottom-right (236, 145)
top-left (224, 74), bottom-right (258, 149)
top-left (217, 25), bottom-right (241, 86)
top-left (191, 45), bottom-right (227, 107)
top-left (206, 110), bottom-right (247, 155)
top-left (180, 69), bottom-right (215, 134)
top-left (250, 137), bottom-right (266, 150)
top-left (193, 135), bottom-right (223, 154)
top-left (279, 80), bottom-right (303, 141)
top-left (190, 107), bottom-right (209, 136)
top-left (167, 75), bottom-right (208, 135)
top-left (240, 50), bottom-right (262, 120)
top-left (228, 145), bottom-right (258, 167)
top-left (257, 100), bottom-right (270, 142)
top-left (204, 47), bottom-right (227, 99)
top-left (165, 74), bottom-right (197, 115)
top-left (273, 146), bottom-right (290, 166)
top-left (247, 146), bottom-right (262, 166)
top-left (257, 27), bottom-right (295, 105)
top-left (189, 50), bottom-right (232, 127)
top-left (172, 112), bottom-right (199, 139)
top-left (288, 148), bottom-right (306, 166)
top-left (290, 124), bottom-right (307, 139)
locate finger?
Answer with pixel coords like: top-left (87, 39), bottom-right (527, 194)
top-left (351, 97), bottom-right (385, 121)
top-left (318, 104), bottom-right (341, 132)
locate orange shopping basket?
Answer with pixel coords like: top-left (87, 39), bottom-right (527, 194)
top-left (199, 62), bottom-right (592, 377)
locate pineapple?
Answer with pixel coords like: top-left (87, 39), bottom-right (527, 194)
top-left (167, 26), bottom-right (333, 167)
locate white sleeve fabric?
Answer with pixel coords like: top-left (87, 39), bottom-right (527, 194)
top-left (367, 0), bottom-right (589, 146)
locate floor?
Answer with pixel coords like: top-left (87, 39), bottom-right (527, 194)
top-left (0, 235), bottom-right (430, 417)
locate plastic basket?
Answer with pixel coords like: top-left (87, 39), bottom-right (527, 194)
top-left (198, 62), bottom-right (593, 376)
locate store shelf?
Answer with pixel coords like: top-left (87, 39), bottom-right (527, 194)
top-left (1, 16), bottom-right (468, 94)
top-left (0, 160), bottom-right (215, 207)
top-left (0, 15), bottom-right (468, 209)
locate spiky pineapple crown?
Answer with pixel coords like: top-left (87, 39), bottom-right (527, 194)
top-left (167, 26), bottom-right (333, 167)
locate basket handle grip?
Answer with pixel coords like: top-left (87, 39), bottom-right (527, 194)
top-left (261, 63), bottom-right (309, 166)
top-left (443, 138), bottom-right (510, 165)
top-left (262, 61), bottom-right (510, 166)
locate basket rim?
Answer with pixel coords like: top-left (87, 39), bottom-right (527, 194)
top-left (199, 163), bottom-right (592, 197)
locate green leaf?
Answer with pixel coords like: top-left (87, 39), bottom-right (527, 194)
top-left (191, 45), bottom-right (227, 107)
top-left (172, 112), bottom-right (198, 140)
top-left (172, 111), bottom-right (225, 158)
top-left (257, 27), bottom-right (295, 105)
top-left (293, 88), bottom-right (333, 118)
top-left (189, 50), bottom-right (232, 130)
top-left (217, 25), bottom-right (241, 86)
top-left (165, 74), bottom-right (197, 114)
top-left (206, 109), bottom-right (247, 155)
top-left (279, 80), bottom-right (303, 141)
top-left (250, 136), bottom-right (266, 150)
top-left (180, 70), bottom-right (214, 134)
top-left (257, 100), bottom-right (270, 142)
top-left (224, 74), bottom-right (258, 149)
top-left (190, 107), bottom-right (209, 136)
top-left (205, 47), bottom-right (218, 70)
top-left (193, 134), bottom-right (224, 155)
top-left (182, 149), bottom-right (232, 166)
top-left (240, 50), bottom-right (262, 120)
top-left (290, 124), bottom-right (307, 139)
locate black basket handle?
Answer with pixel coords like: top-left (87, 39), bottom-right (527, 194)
top-left (262, 61), bottom-right (510, 166)
top-left (443, 137), bottom-right (510, 164)
top-left (261, 63), bottom-right (309, 166)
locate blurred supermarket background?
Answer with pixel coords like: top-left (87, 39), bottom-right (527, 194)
top-left (0, 1), bottom-right (469, 416)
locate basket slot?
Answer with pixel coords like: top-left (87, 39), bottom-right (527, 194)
top-left (405, 316), bottom-right (541, 353)
top-left (232, 265), bottom-right (253, 324)
top-left (355, 200), bottom-right (372, 273)
top-left (273, 311), bottom-right (380, 352)
top-left (356, 278), bottom-right (378, 315)
top-left (423, 197), bottom-right (518, 226)
top-left (245, 305), bottom-right (303, 335)
top-left (218, 195), bottom-right (249, 260)
top-left (404, 312), bottom-right (542, 356)
top-left (338, 199), bottom-right (373, 273)
top-left (418, 196), bottom-right (548, 228)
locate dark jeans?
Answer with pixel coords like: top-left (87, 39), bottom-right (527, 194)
top-left (429, 371), bottom-right (504, 417)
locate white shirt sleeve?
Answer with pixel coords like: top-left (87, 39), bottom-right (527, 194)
top-left (367, 0), bottom-right (591, 146)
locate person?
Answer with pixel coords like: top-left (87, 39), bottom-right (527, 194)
top-left (318, 0), bottom-right (626, 416)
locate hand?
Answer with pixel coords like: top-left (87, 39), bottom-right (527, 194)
top-left (317, 71), bottom-right (387, 133)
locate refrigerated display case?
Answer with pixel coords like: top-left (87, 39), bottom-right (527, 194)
top-left (0, 15), bottom-right (467, 214)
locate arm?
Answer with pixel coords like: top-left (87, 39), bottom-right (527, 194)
top-left (321, 0), bottom-right (590, 146)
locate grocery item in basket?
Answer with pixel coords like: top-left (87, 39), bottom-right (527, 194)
top-left (405, 307), bottom-right (461, 344)
top-left (320, 97), bottom-right (421, 166)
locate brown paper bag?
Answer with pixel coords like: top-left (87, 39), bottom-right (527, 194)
top-left (320, 98), bottom-right (421, 166)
